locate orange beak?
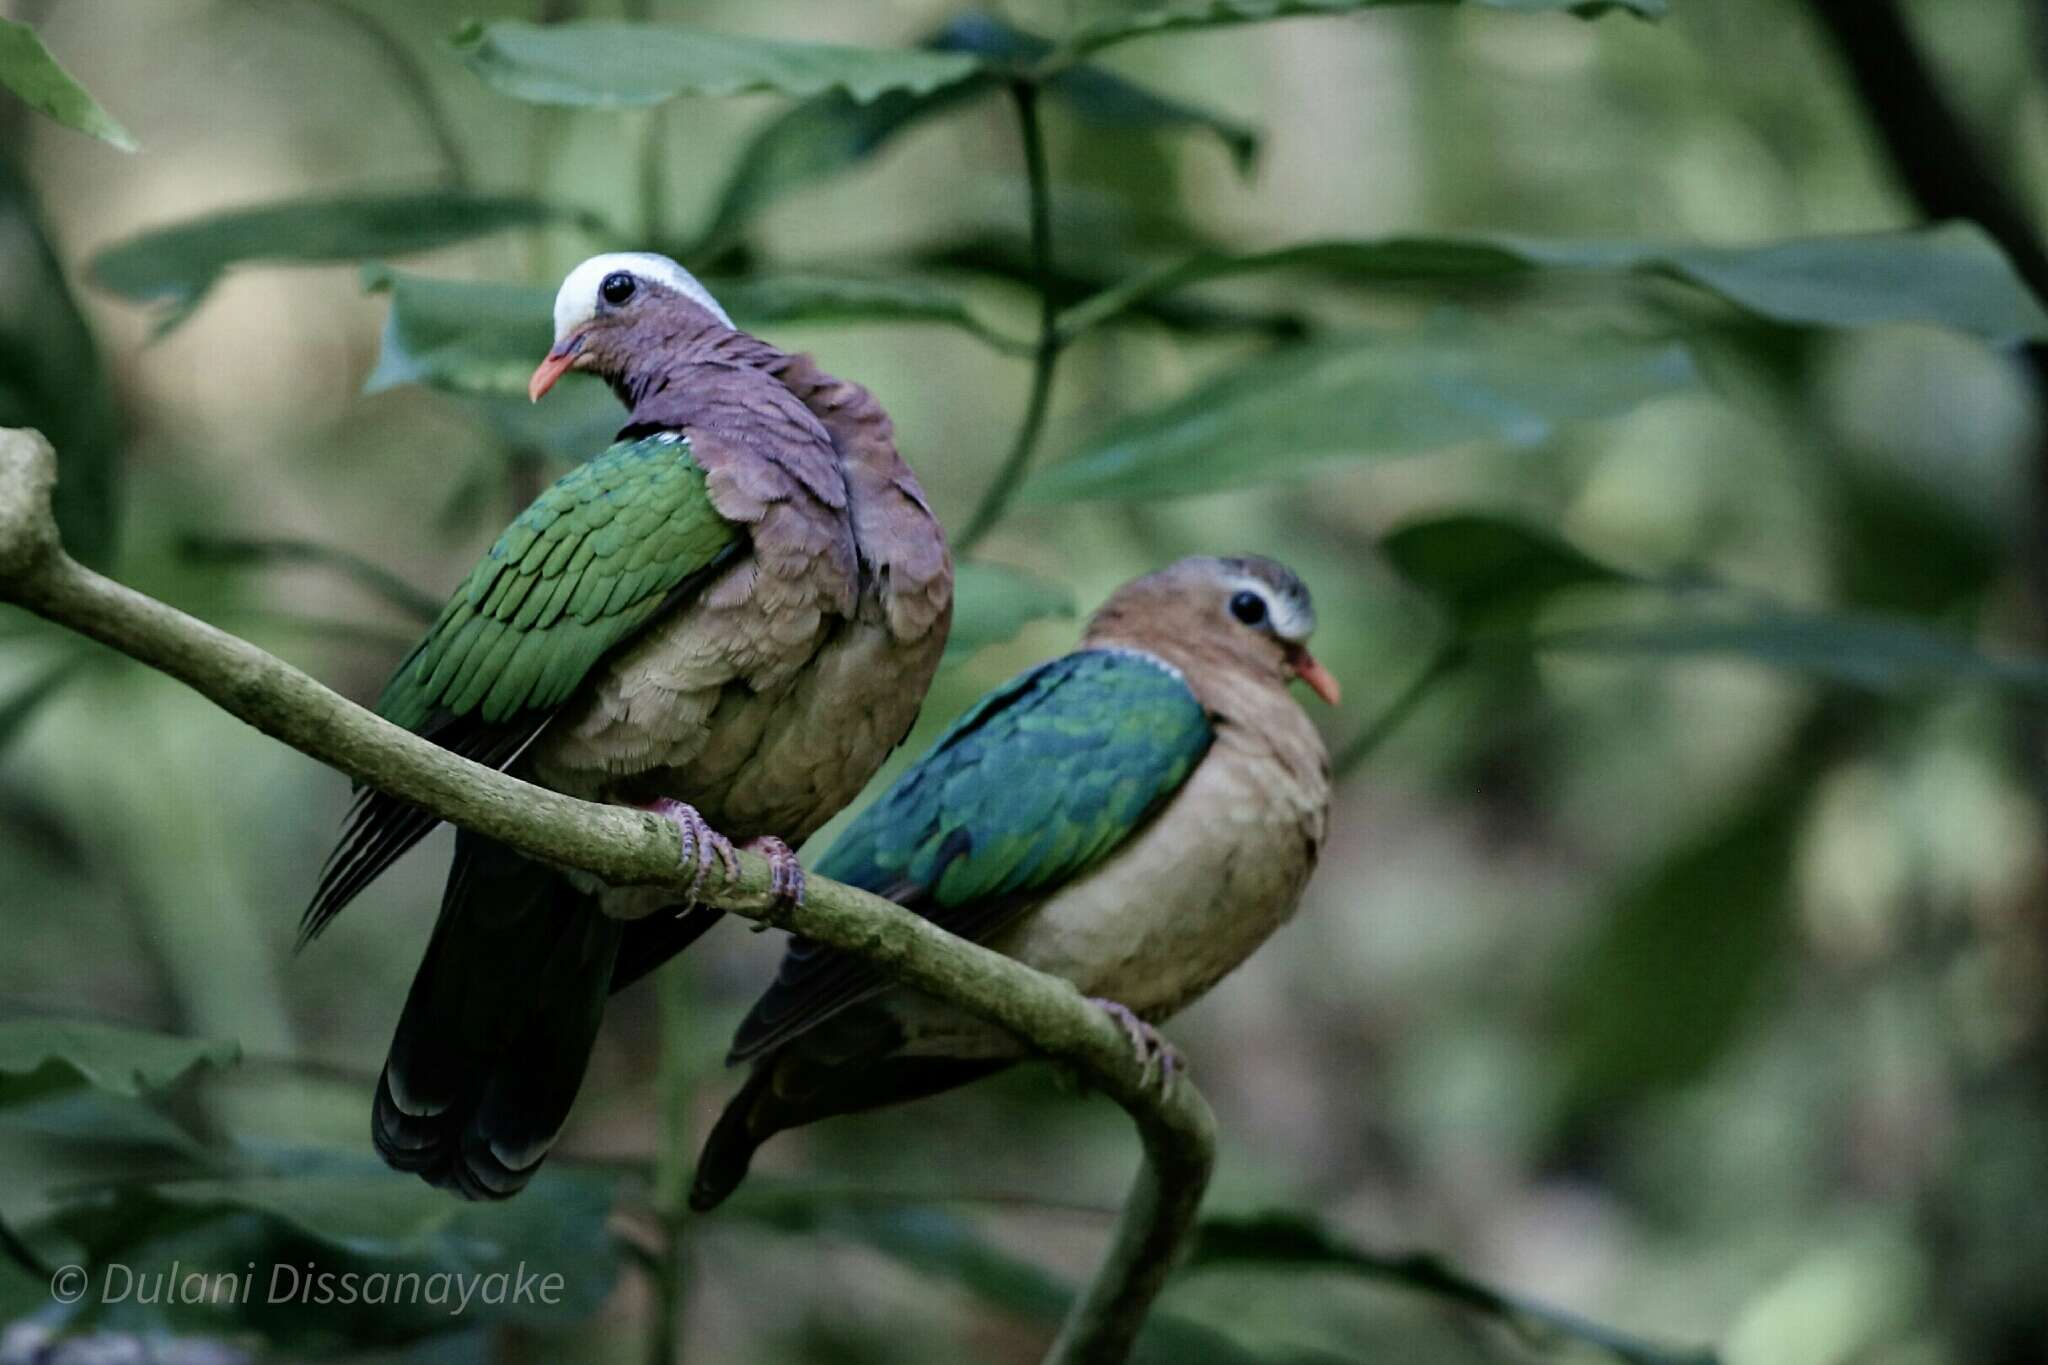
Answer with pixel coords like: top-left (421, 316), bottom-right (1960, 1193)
top-left (1288, 647), bottom-right (1342, 706)
top-left (528, 334), bottom-right (583, 403)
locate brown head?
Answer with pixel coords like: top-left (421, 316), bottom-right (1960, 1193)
top-left (1083, 555), bottom-right (1341, 708)
top-left (528, 252), bottom-right (738, 405)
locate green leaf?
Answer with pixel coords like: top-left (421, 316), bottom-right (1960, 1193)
top-left (0, 1020), bottom-right (240, 1106)
top-left (1185, 1212), bottom-right (1718, 1365)
top-left (361, 267), bottom-right (552, 397)
top-left (1055, 0), bottom-right (1664, 63)
top-left (362, 266), bottom-right (1010, 398)
top-left (1060, 225), bottom-right (2048, 345)
top-left (692, 80), bottom-right (994, 255)
top-left (0, 162), bottom-right (121, 567)
top-left (0, 18), bottom-right (136, 150)
top-left (691, 13), bottom-right (1256, 256)
top-left (34, 1148), bottom-right (619, 1347)
top-left (717, 274), bottom-right (1019, 350)
top-left (89, 192), bottom-right (596, 336)
top-left (1021, 319), bottom-right (1695, 503)
top-left (1541, 610), bottom-right (2048, 694)
top-left (946, 562), bottom-right (1077, 663)
top-left (449, 19), bottom-right (985, 109)
top-left (1555, 785), bottom-right (1806, 1111)
top-left (1381, 514), bottom-right (1635, 635)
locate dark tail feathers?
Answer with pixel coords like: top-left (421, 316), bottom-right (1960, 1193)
top-left (374, 830), bottom-right (622, 1200)
top-left (691, 1039), bottom-right (1014, 1212)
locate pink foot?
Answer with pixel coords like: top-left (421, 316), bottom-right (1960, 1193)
top-left (742, 836), bottom-right (806, 909)
top-left (643, 798), bottom-right (739, 904)
top-left (1087, 997), bottom-right (1183, 1092)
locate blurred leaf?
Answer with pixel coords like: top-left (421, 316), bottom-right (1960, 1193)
top-left (946, 562), bottom-right (1076, 663)
top-left (0, 18), bottom-right (136, 150)
top-left (35, 1148), bottom-right (619, 1347)
top-left (179, 534), bottom-right (443, 625)
top-left (1542, 610), bottom-right (2048, 693)
top-left (1044, 61), bottom-right (1258, 173)
top-left (691, 79), bottom-right (995, 257)
top-left (89, 192), bottom-right (597, 335)
top-left (1186, 1212), bottom-right (1719, 1365)
top-left (0, 1020), bottom-right (240, 1106)
top-left (0, 1085), bottom-right (220, 1166)
top-left (693, 12), bottom-right (1258, 255)
top-left (0, 654), bottom-right (86, 754)
top-left (0, 162), bottom-right (120, 567)
top-left (362, 266), bottom-right (550, 397)
top-left (727, 1192), bottom-right (1286, 1364)
top-left (1021, 319), bottom-right (1695, 503)
top-left (1555, 783), bottom-right (1806, 1110)
top-left (1055, 0), bottom-right (1664, 63)
top-left (718, 274), bottom-right (1019, 350)
top-left (363, 266), bottom-right (1013, 399)
top-left (449, 19), bottom-right (984, 108)
top-left (1060, 225), bottom-right (2048, 345)
top-left (1382, 514), bottom-right (1636, 635)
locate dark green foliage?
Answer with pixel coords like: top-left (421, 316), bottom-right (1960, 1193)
top-left (1061, 225), bottom-right (2048, 344)
top-left (1021, 320), bottom-right (1699, 502)
top-left (1554, 780), bottom-right (1809, 1112)
top-left (90, 192), bottom-right (600, 334)
top-left (0, 1019), bottom-right (240, 1106)
top-left (1185, 1213), bottom-right (1719, 1364)
top-left (0, 163), bottom-right (120, 570)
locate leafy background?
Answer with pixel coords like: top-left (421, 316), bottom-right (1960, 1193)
top-left (3, 0), bottom-right (2048, 1362)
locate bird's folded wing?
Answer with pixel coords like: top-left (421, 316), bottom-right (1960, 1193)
top-left (302, 433), bottom-right (743, 944)
top-left (727, 648), bottom-right (1215, 1062)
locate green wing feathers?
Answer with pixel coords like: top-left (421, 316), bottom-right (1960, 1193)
top-left (304, 434), bottom-right (740, 945)
top-left (818, 648), bottom-right (1213, 905)
top-left (381, 433), bottom-right (741, 730)
top-left (727, 649), bottom-right (1212, 1063)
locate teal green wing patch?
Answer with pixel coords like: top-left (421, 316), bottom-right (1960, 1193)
top-left (304, 432), bottom-right (742, 946)
top-left (729, 648), bottom-right (1213, 1061)
top-left (380, 432), bottom-right (742, 729)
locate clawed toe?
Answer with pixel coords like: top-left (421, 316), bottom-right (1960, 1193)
top-left (644, 798), bottom-right (739, 902)
top-left (743, 836), bottom-right (806, 908)
top-left (1087, 997), bottom-right (1182, 1092)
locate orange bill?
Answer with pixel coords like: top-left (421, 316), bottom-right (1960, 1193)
top-left (1288, 648), bottom-right (1341, 706)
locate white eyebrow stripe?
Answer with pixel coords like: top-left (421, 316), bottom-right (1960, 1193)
top-left (552, 252), bottom-right (734, 339)
top-left (1225, 572), bottom-right (1314, 641)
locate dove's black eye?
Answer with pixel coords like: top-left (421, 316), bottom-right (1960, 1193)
top-left (1229, 591), bottom-right (1268, 627)
top-left (599, 272), bottom-right (637, 306)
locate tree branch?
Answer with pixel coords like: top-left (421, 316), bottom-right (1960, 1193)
top-left (0, 426), bottom-right (1215, 1365)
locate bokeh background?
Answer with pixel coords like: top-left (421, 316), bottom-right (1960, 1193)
top-left (3, 0), bottom-right (2048, 1361)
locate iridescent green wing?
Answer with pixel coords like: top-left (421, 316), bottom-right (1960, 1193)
top-left (729, 648), bottom-right (1213, 1061)
top-left (379, 432), bottom-right (739, 728)
top-left (305, 433), bottom-right (743, 942)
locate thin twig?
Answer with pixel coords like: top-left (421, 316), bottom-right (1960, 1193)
top-left (0, 427), bottom-right (1214, 1365)
top-left (647, 963), bottom-right (692, 1365)
top-left (179, 533), bottom-right (443, 624)
top-left (316, 1), bottom-right (470, 187)
top-left (1333, 639), bottom-right (1462, 780)
top-left (957, 81), bottom-right (1063, 555)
